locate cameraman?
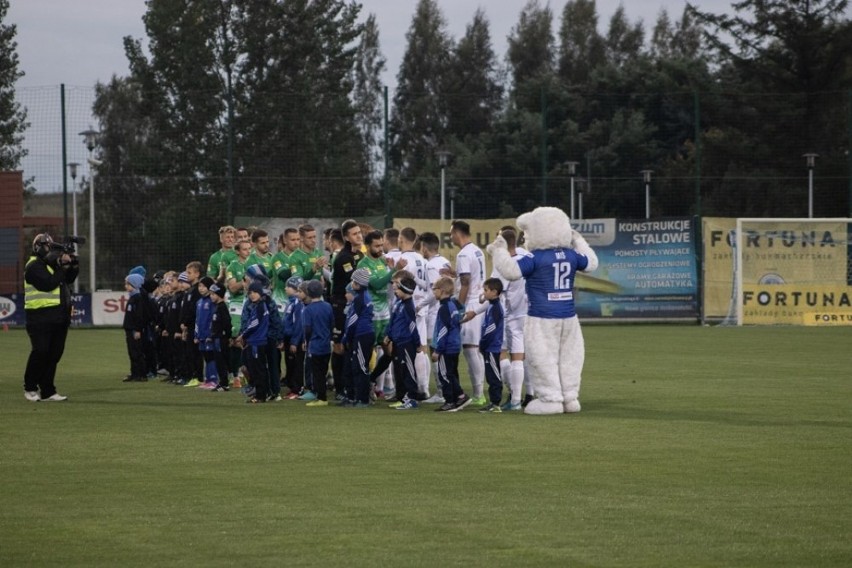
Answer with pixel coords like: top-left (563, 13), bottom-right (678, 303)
top-left (23, 233), bottom-right (79, 402)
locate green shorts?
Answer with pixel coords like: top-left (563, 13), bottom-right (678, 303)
top-left (373, 319), bottom-right (389, 346)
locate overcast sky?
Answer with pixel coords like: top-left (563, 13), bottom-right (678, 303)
top-left (3, 0), bottom-right (775, 195)
top-left (9, 0), bottom-right (742, 89)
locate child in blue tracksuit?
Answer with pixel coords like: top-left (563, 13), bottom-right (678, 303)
top-left (302, 280), bottom-right (334, 405)
top-left (282, 276), bottom-right (304, 398)
top-left (194, 276), bottom-right (218, 387)
top-left (341, 269), bottom-right (375, 407)
top-left (238, 281), bottom-right (271, 403)
top-left (430, 276), bottom-right (470, 412)
top-left (463, 277), bottom-right (505, 412)
top-left (386, 276), bottom-right (421, 409)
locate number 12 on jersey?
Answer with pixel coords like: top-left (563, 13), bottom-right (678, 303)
top-left (552, 262), bottom-right (572, 290)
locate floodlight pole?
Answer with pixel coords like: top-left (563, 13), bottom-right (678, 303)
top-left (67, 162), bottom-right (81, 293)
top-left (80, 128), bottom-right (99, 292)
top-left (804, 153), bottom-right (818, 218)
top-left (437, 150), bottom-right (452, 221)
top-left (641, 170), bottom-right (653, 220)
top-left (565, 161), bottom-right (579, 219)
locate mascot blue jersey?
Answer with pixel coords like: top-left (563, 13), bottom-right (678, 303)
top-left (517, 248), bottom-right (589, 318)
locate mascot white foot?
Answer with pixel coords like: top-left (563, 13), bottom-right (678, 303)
top-left (487, 207), bottom-right (598, 416)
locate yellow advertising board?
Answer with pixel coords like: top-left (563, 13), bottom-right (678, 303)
top-left (702, 217), bottom-right (736, 318)
top-left (703, 218), bottom-right (852, 324)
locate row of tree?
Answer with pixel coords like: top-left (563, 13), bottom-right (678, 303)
top-left (2, 0), bottom-right (851, 287)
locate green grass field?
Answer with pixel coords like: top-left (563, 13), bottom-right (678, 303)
top-left (1, 326), bottom-right (850, 567)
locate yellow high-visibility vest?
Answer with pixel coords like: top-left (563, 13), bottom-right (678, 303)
top-left (24, 256), bottom-right (61, 310)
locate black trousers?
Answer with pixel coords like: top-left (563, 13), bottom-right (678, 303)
top-left (436, 353), bottom-right (463, 402)
top-left (331, 302), bottom-right (346, 393)
top-left (245, 344), bottom-right (270, 400)
top-left (125, 329), bottom-right (147, 379)
top-left (309, 353), bottom-right (331, 401)
top-left (392, 342), bottom-right (419, 401)
top-left (345, 334), bottom-right (375, 403)
top-left (284, 343), bottom-right (305, 393)
top-left (483, 351), bottom-right (503, 405)
top-left (24, 321), bottom-right (69, 398)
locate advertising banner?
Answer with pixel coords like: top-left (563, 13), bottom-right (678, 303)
top-left (395, 217), bottom-right (698, 320)
top-left (702, 217), bottom-right (736, 319)
top-left (0, 293), bottom-right (93, 326)
top-left (572, 218), bottom-right (698, 319)
top-left (703, 218), bottom-right (852, 324)
top-left (92, 291), bottom-right (130, 326)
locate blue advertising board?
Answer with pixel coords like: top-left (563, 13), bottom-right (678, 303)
top-left (0, 293), bottom-right (93, 326)
top-left (574, 218), bottom-right (698, 320)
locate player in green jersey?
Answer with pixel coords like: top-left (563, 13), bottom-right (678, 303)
top-left (225, 238), bottom-right (252, 378)
top-left (246, 229), bottom-right (274, 287)
top-left (288, 224), bottom-right (327, 282)
top-left (272, 228), bottom-right (300, 309)
top-left (207, 225), bottom-right (237, 279)
top-left (357, 230), bottom-right (396, 343)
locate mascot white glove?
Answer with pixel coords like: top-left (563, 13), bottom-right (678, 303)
top-left (487, 234), bottom-right (522, 281)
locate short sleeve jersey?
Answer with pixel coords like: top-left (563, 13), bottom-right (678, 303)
top-left (207, 248), bottom-right (237, 279)
top-left (516, 248), bottom-right (589, 319)
top-left (289, 248), bottom-right (325, 281)
top-left (357, 254), bottom-right (393, 321)
top-left (246, 251), bottom-right (274, 284)
top-left (455, 242), bottom-right (486, 301)
top-left (400, 250), bottom-right (427, 305)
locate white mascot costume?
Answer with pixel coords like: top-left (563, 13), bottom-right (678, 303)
top-left (488, 207), bottom-right (598, 415)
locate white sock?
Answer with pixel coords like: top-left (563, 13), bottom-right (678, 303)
top-left (509, 361), bottom-right (524, 404)
top-left (500, 358), bottom-right (511, 388)
top-left (415, 351), bottom-right (430, 394)
top-left (464, 348), bottom-right (484, 398)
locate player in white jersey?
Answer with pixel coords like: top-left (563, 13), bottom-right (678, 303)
top-left (491, 227), bottom-right (532, 410)
top-left (418, 231), bottom-right (451, 403)
top-left (441, 220), bottom-right (487, 405)
top-left (398, 227), bottom-right (431, 398)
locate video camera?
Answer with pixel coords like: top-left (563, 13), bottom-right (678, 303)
top-left (49, 235), bottom-right (87, 255)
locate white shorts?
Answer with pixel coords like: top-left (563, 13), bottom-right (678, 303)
top-left (461, 310), bottom-right (483, 346)
top-left (416, 310), bottom-right (428, 347)
top-left (503, 317), bottom-right (525, 354)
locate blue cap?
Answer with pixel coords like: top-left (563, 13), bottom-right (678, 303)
top-left (129, 265), bottom-right (147, 277)
top-left (126, 273), bottom-right (145, 289)
top-left (286, 275), bottom-right (304, 290)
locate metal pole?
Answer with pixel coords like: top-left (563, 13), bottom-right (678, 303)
top-left (578, 191), bottom-right (583, 220)
top-left (808, 167), bottom-right (814, 218)
top-left (440, 166), bottom-right (446, 221)
top-left (383, 86), bottom-right (391, 228)
top-left (570, 175), bottom-right (575, 219)
top-left (645, 182), bottom-right (650, 219)
top-left (89, 169), bottom-right (96, 292)
top-left (61, 84), bottom-right (69, 236)
top-left (450, 193), bottom-right (455, 220)
top-left (540, 87), bottom-right (547, 205)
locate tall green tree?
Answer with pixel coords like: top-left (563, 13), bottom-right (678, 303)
top-left (558, 0), bottom-right (605, 87)
top-left (389, 0), bottom-right (453, 184)
top-left (689, 0), bottom-right (852, 216)
top-left (352, 13), bottom-right (387, 186)
top-left (0, 0), bottom-right (29, 185)
top-left (443, 9), bottom-right (504, 142)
